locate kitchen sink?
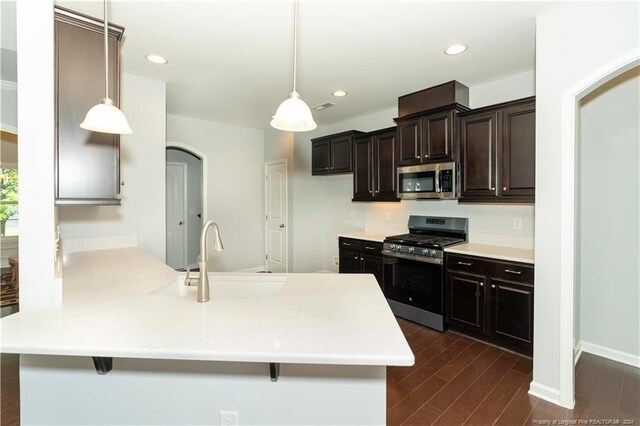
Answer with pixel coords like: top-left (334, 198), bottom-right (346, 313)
top-left (148, 274), bottom-right (286, 298)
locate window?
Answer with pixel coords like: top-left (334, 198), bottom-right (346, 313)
top-left (0, 168), bottom-right (18, 237)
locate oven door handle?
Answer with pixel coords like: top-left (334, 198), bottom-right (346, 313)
top-left (382, 250), bottom-right (443, 265)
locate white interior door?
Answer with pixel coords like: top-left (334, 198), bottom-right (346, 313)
top-left (265, 160), bottom-right (288, 272)
top-left (166, 162), bottom-right (187, 269)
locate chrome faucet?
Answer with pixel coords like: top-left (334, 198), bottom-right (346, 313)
top-left (192, 220), bottom-right (224, 303)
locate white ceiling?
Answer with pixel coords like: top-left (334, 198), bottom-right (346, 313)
top-left (30, 2), bottom-right (562, 128)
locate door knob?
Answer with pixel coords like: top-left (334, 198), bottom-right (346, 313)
top-left (178, 221), bottom-right (183, 225)
top-left (279, 224), bottom-right (285, 228)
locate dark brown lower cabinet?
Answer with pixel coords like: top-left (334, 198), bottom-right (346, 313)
top-left (338, 238), bottom-right (383, 288)
top-left (448, 271), bottom-right (485, 333)
top-left (446, 253), bottom-right (534, 356)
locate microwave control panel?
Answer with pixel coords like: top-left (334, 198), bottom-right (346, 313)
top-left (439, 170), bottom-right (453, 193)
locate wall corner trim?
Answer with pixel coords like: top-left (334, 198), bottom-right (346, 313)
top-left (580, 341), bottom-right (640, 368)
top-left (574, 341), bottom-right (583, 366)
top-left (529, 381), bottom-right (570, 408)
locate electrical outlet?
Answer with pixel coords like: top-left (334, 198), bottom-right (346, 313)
top-left (220, 411), bottom-right (238, 426)
top-left (332, 256), bottom-right (339, 267)
top-left (384, 212), bottom-right (390, 222)
top-left (350, 210), bottom-right (356, 219)
top-left (513, 217), bottom-right (523, 231)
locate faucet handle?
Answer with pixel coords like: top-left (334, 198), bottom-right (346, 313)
top-left (184, 266), bottom-right (199, 287)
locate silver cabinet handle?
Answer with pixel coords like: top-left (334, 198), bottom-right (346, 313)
top-left (503, 186), bottom-right (507, 191)
top-left (342, 243), bottom-right (351, 247)
top-left (479, 282), bottom-right (484, 287)
top-left (353, 256), bottom-right (359, 260)
top-left (364, 246), bottom-right (376, 251)
top-left (178, 221), bottom-right (183, 225)
top-left (458, 261), bottom-right (472, 266)
top-left (491, 187), bottom-right (496, 191)
top-left (491, 284), bottom-right (496, 289)
top-left (505, 269), bottom-right (522, 275)
top-left (279, 224), bottom-right (285, 228)
top-left (360, 256), bottom-right (364, 261)
top-left (424, 154), bottom-right (429, 158)
top-left (369, 190), bottom-right (373, 194)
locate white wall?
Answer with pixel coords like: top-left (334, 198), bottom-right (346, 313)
top-left (16, 0), bottom-right (58, 308)
top-left (292, 72), bottom-right (536, 273)
top-left (578, 67), bottom-right (639, 362)
top-left (533, 1), bottom-right (639, 407)
top-left (167, 114), bottom-right (264, 272)
top-left (59, 73), bottom-right (167, 262)
top-left (1, 80), bottom-right (17, 133)
top-left (166, 148), bottom-right (202, 267)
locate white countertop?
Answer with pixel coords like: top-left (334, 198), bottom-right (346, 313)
top-left (445, 243), bottom-right (535, 264)
top-left (338, 231), bottom-right (395, 243)
top-left (0, 248), bottom-right (414, 367)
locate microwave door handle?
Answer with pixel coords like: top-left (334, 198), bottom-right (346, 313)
top-left (435, 170), bottom-right (441, 193)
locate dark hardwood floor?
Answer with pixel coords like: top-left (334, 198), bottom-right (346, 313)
top-left (389, 317), bottom-right (640, 425)
top-left (1, 318), bottom-right (638, 425)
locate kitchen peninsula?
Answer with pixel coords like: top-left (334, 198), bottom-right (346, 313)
top-left (0, 248), bottom-right (413, 425)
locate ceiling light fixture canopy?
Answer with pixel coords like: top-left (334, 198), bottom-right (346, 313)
top-left (332, 90), bottom-right (348, 97)
top-left (270, 0), bottom-right (316, 132)
top-left (80, 0), bottom-right (132, 135)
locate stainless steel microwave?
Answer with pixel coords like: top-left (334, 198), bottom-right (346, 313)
top-left (397, 161), bottom-right (458, 200)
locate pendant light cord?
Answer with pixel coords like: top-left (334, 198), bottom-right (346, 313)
top-left (103, 0), bottom-right (109, 99)
top-left (292, 0), bottom-right (298, 93)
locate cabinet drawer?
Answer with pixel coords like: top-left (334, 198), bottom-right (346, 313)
top-left (446, 254), bottom-right (492, 273)
top-left (490, 261), bottom-right (534, 283)
top-left (339, 238), bottom-right (383, 254)
top-left (339, 238), bottom-right (362, 251)
top-left (446, 254), bottom-right (534, 283)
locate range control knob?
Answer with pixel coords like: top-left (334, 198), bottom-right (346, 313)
top-left (396, 245), bottom-right (402, 251)
top-left (427, 249), bottom-right (436, 257)
top-left (421, 249), bottom-right (428, 256)
top-left (389, 244), bottom-right (396, 251)
top-left (408, 247), bottom-right (414, 254)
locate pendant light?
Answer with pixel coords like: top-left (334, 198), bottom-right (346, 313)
top-left (270, 0), bottom-right (317, 132)
top-left (80, 0), bottom-right (132, 134)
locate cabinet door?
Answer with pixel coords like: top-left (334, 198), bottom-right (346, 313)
top-left (373, 130), bottom-right (398, 200)
top-left (487, 278), bottom-right (534, 353)
top-left (330, 136), bottom-right (353, 173)
top-left (421, 110), bottom-right (454, 162)
top-left (397, 118), bottom-right (422, 166)
top-left (353, 137), bottom-right (373, 200)
top-left (447, 271), bottom-right (486, 333)
top-left (362, 254), bottom-right (383, 289)
top-left (339, 249), bottom-right (361, 274)
top-left (501, 103), bottom-right (535, 200)
top-left (55, 18), bottom-right (121, 204)
top-left (460, 112), bottom-right (499, 199)
top-left (311, 140), bottom-right (331, 175)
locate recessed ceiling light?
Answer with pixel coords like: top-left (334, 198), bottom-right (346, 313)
top-left (145, 54), bottom-right (168, 65)
top-left (444, 44), bottom-right (468, 56)
top-left (332, 90), bottom-right (348, 97)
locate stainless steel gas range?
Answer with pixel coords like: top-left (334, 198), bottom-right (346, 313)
top-left (382, 215), bottom-right (468, 331)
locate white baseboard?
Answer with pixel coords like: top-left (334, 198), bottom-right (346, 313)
top-left (579, 340), bottom-right (640, 368)
top-left (62, 236), bottom-right (138, 254)
top-left (528, 381), bottom-right (566, 407)
top-left (233, 266), bottom-right (265, 273)
top-left (574, 341), bottom-right (583, 366)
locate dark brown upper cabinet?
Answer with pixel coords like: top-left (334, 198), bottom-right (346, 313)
top-left (353, 127), bottom-right (399, 202)
top-left (54, 7), bottom-right (124, 205)
top-left (311, 130), bottom-right (363, 175)
top-left (459, 97), bottom-right (535, 203)
top-left (395, 106), bottom-right (467, 166)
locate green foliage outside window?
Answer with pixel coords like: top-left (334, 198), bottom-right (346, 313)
top-left (0, 168), bottom-right (18, 236)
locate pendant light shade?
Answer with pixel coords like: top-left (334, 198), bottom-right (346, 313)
top-left (81, 98), bottom-right (132, 134)
top-left (270, 90), bottom-right (317, 132)
top-left (80, 0), bottom-right (132, 135)
top-left (270, 1), bottom-right (316, 132)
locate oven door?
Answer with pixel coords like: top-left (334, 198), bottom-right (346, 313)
top-left (383, 255), bottom-right (443, 315)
